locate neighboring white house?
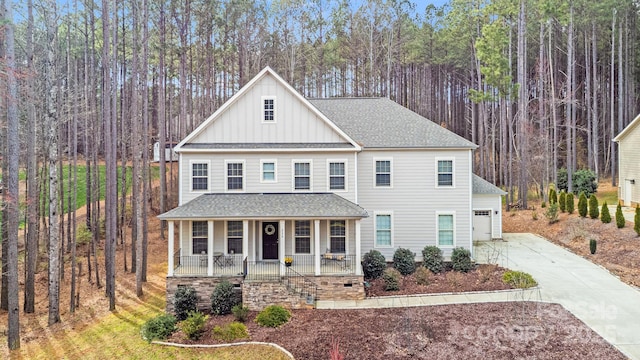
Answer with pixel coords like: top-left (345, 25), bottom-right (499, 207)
top-left (158, 67), bottom-right (505, 310)
top-left (153, 141), bottom-right (178, 162)
top-left (614, 114), bottom-right (640, 207)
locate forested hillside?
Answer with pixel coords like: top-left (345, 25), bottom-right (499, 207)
top-left (0, 0), bottom-right (638, 349)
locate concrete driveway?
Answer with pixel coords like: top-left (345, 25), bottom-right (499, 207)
top-left (476, 234), bottom-right (640, 359)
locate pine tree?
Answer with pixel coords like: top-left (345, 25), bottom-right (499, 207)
top-left (566, 193), bottom-right (575, 214)
top-left (634, 205), bottom-right (640, 236)
top-left (578, 192), bottom-right (588, 218)
top-left (559, 191), bottom-right (566, 212)
top-left (616, 204), bottom-right (625, 229)
top-left (589, 195), bottom-right (599, 219)
top-left (600, 202), bottom-right (611, 223)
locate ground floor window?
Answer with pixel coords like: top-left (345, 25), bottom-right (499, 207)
top-left (438, 214), bottom-right (454, 246)
top-left (227, 221), bottom-right (243, 254)
top-left (295, 220), bottom-right (311, 253)
top-left (330, 220), bottom-right (346, 253)
top-left (192, 221), bottom-right (208, 254)
top-left (375, 214), bottom-right (392, 247)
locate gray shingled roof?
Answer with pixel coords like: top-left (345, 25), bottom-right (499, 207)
top-left (181, 143), bottom-right (354, 149)
top-left (158, 193), bottom-right (368, 220)
top-left (473, 174), bottom-right (507, 195)
top-left (309, 98), bottom-right (477, 149)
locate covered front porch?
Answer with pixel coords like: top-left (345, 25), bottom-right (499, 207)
top-left (159, 193), bottom-right (368, 278)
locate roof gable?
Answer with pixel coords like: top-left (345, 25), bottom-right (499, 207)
top-left (613, 113), bottom-right (640, 142)
top-left (176, 67), bottom-right (360, 152)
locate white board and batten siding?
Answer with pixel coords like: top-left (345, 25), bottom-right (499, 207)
top-left (472, 194), bottom-right (503, 240)
top-left (189, 74), bottom-right (345, 145)
top-left (615, 115), bottom-right (640, 207)
top-left (356, 149), bottom-right (473, 260)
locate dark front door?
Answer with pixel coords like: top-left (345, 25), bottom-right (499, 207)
top-left (262, 222), bottom-right (279, 260)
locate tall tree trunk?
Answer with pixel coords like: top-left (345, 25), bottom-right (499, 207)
top-left (566, 5), bottom-right (574, 193)
top-left (592, 23), bottom-right (599, 179)
top-left (611, 9), bottom-right (617, 187)
top-left (517, 0), bottom-right (528, 208)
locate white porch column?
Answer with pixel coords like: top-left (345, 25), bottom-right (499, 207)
top-left (279, 220), bottom-right (286, 273)
top-left (242, 220), bottom-right (249, 261)
top-left (355, 219), bottom-right (362, 275)
top-left (167, 220), bottom-right (175, 276)
top-left (251, 222), bottom-right (256, 262)
top-left (314, 219), bottom-right (321, 275)
top-left (207, 220), bottom-right (214, 276)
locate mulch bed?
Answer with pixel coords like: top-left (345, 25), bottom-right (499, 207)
top-left (166, 302), bottom-right (624, 359)
top-left (365, 264), bottom-right (513, 297)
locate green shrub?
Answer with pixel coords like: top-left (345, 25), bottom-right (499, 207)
top-left (255, 305), bottom-right (291, 328)
top-left (541, 201), bottom-right (546, 208)
top-left (421, 246), bottom-right (444, 274)
top-left (544, 203), bottom-right (559, 224)
top-left (578, 192), bottom-right (588, 218)
top-left (601, 202), bottom-right (611, 223)
top-left (502, 271), bottom-right (537, 289)
top-left (549, 187), bottom-right (557, 204)
top-left (140, 313), bottom-right (177, 343)
top-left (173, 286), bottom-right (198, 321)
top-left (231, 304), bottom-right (249, 322)
top-left (589, 195), bottom-right (599, 219)
top-left (211, 280), bottom-right (240, 315)
top-left (616, 204), bottom-right (625, 228)
top-left (635, 205), bottom-right (640, 236)
top-left (589, 239), bottom-right (597, 255)
top-left (392, 248), bottom-right (416, 275)
top-left (558, 191), bottom-right (566, 213)
top-left (414, 266), bottom-right (432, 286)
top-left (556, 168), bottom-right (568, 192)
top-left (557, 168), bottom-right (598, 197)
top-left (180, 311), bottom-right (208, 340)
top-left (362, 250), bottom-right (386, 280)
top-left (212, 322), bottom-right (249, 342)
top-left (382, 268), bottom-right (401, 291)
top-left (76, 223), bottom-right (93, 245)
top-left (566, 193), bottom-right (575, 214)
top-left (451, 247), bottom-right (473, 273)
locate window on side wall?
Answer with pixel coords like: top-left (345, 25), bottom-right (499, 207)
top-left (375, 214), bottom-right (392, 247)
top-left (437, 214), bottom-right (454, 246)
top-left (375, 160), bottom-right (391, 187)
top-left (437, 159), bottom-right (454, 187)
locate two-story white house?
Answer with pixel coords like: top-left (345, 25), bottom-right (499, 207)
top-left (159, 67), bottom-right (505, 310)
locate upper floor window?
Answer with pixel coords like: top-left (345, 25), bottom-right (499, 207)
top-left (294, 161), bottom-right (311, 190)
top-left (227, 221), bottom-right (243, 254)
top-left (375, 213), bottom-right (392, 247)
top-left (329, 161), bottom-right (346, 190)
top-left (261, 160), bottom-right (276, 182)
top-left (437, 213), bottom-right (455, 246)
top-left (192, 221), bottom-right (208, 254)
top-left (191, 162), bottom-right (209, 191)
top-left (262, 96), bottom-right (276, 122)
top-left (437, 159), bottom-right (454, 187)
top-left (375, 160), bottom-right (391, 187)
top-left (226, 161), bottom-right (244, 191)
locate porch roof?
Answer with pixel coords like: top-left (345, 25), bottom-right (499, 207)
top-left (158, 193), bottom-right (369, 220)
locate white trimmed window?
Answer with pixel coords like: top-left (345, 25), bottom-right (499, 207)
top-left (437, 159), bottom-right (454, 187)
top-left (227, 221), bottom-right (243, 254)
top-left (328, 161), bottom-right (346, 190)
top-left (375, 213), bottom-right (392, 247)
top-left (375, 159), bottom-right (391, 187)
top-left (191, 162), bottom-right (209, 191)
top-left (192, 221), bottom-right (208, 254)
top-left (329, 220), bottom-right (346, 253)
top-left (261, 160), bottom-right (277, 182)
top-left (294, 220), bottom-right (311, 254)
top-left (437, 213), bottom-right (455, 246)
top-left (293, 161), bottom-right (311, 190)
top-left (226, 161), bottom-right (244, 191)
top-left (262, 96), bottom-right (276, 122)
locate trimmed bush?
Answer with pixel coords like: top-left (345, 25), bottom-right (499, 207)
top-left (558, 191), bottom-right (566, 213)
top-left (414, 266), bottom-right (433, 286)
top-left (421, 246), bottom-right (444, 274)
top-left (392, 248), bottom-right (416, 275)
top-left (231, 304), bottom-right (249, 323)
top-left (255, 305), bottom-right (291, 328)
top-left (566, 193), bottom-right (575, 214)
top-left (549, 187), bottom-right (557, 204)
top-left (557, 168), bottom-right (598, 197)
top-left (382, 268), bottom-right (401, 291)
top-left (502, 271), bottom-right (537, 289)
top-left (451, 247), bottom-right (473, 273)
top-left (140, 313), bottom-right (177, 343)
top-left (362, 250), bottom-right (386, 280)
top-left (173, 286), bottom-right (198, 321)
top-left (601, 202), bottom-right (611, 223)
top-left (212, 322), bottom-right (249, 342)
top-left (578, 192), bottom-right (588, 218)
top-left (544, 203), bottom-right (559, 224)
top-left (616, 204), bottom-right (625, 228)
top-left (541, 201), bottom-right (546, 208)
top-left (635, 205), bottom-right (640, 236)
top-left (589, 239), bottom-right (597, 255)
top-left (211, 280), bottom-right (240, 315)
top-left (180, 311), bottom-right (209, 340)
top-left (589, 195), bottom-right (599, 219)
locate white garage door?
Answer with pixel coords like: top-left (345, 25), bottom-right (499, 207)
top-left (473, 210), bottom-right (492, 241)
